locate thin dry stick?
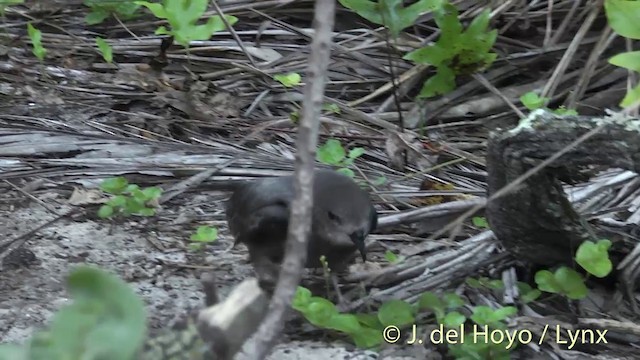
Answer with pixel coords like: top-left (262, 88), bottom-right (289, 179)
top-left (240, 0), bottom-right (336, 358)
top-left (540, 0), bottom-right (603, 99)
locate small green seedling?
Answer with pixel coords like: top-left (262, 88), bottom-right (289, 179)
top-left (0, 265), bottom-right (147, 359)
top-left (535, 266), bottom-right (588, 300)
top-left (384, 250), bottom-right (405, 264)
top-left (274, 72), bottom-right (301, 87)
top-left (466, 276), bottom-right (540, 304)
top-left (27, 22), bottom-right (46, 61)
top-left (322, 103), bottom-right (341, 114)
top-left (292, 286), bottom-right (389, 349)
top-left (472, 216), bottom-right (489, 228)
top-left (135, 0), bottom-right (238, 49)
top-left (98, 177), bottom-right (162, 219)
top-left (339, 0), bottom-right (442, 39)
top-left (520, 91), bottom-right (578, 115)
top-left (0, 0), bottom-right (23, 16)
top-left (403, 4), bottom-right (497, 98)
top-left (520, 92), bottom-right (548, 110)
top-left (83, 0), bottom-right (141, 25)
top-left (605, 0), bottom-right (640, 107)
top-left (189, 225), bottom-right (218, 251)
top-left (576, 239), bottom-right (613, 278)
top-left (316, 138), bottom-right (365, 178)
top-left (96, 37), bottom-right (113, 63)
top-left (420, 290), bottom-right (517, 359)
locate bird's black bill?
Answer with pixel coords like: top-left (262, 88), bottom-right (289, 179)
top-left (350, 231), bottom-right (367, 262)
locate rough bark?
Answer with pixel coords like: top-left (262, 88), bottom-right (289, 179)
top-left (486, 109), bottom-right (640, 267)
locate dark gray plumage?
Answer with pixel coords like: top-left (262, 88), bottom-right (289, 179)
top-left (225, 169), bottom-right (377, 284)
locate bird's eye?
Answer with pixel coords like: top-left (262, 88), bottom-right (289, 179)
top-left (327, 211), bottom-right (342, 224)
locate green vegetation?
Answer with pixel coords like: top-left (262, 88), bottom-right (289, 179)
top-left (97, 177), bottom-right (162, 219)
top-left (519, 91), bottom-right (578, 115)
top-left (135, 0), bottom-right (238, 49)
top-left (472, 216), bottom-right (489, 228)
top-left (95, 37), bottom-right (113, 63)
top-left (604, 0), bottom-right (640, 107)
top-left (189, 225), bottom-right (218, 251)
top-left (316, 138), bottom-right (365, 178)
top-left (83, 0), bottom-right (141, 25)
top-left (0, 266), bottom-right (147, 359)
top-left (274, 72), bottom-right (302, 87)
top-left (0, 0), bottom-right (23, 16)
top-left (534, 239), bottom-right (613, 300)
top-left (340, 0), bottom-right (497, 99)
top-left (384, 250), bottom-right (404, 263)
top-left (27, 23), bottom-right (46, 61)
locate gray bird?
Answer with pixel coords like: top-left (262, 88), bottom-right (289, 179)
top-left (225, 169), bottom-right (377, 286)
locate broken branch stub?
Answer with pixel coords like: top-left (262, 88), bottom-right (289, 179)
top-left (486, 109), bottom-right (640, 267)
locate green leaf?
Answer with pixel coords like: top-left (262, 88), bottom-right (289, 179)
top-left (135, 1), bottom-right (168, 19)
top-left (466, 277), bottom-right (482, 288)
top-left (384, 250), bottom-right (398, 263)
top-left (378, 300), bottom-right (415, 327)
top-left (610, 51), bottom-right (640, 73)
top-left (274, 72), bottom-right (302, 87)
top-left (620, 82), bottom-right (640, 107)
top-left (491, 306), bottom-right (517, 322)
top-left (604, 0), bottom-right (640, 39)
top-left (576, 239), bottom-right (613, 278)
top-left (337, 0), bottom-right (383, 25)
top-left (471, 216), bottom-right (489, 228)
top-left (470, 306), bottom-right (494, 325)
top-left (100, 177), bottom-right (129, 194)
top-left (536, 267), bottom-right (588, 300)
top-left (137, 208), bottom-right (156, 216)
top-left (292, 286), bottom-right (313, 310)
top-left (418, 292), bottom-right (444, 312)
top-left (317, 139), bottom-right (346, 165)
top-left (33, 266), bottom-right (147, 359)
top-left (534, 270), bottom-right (562, 294)
top-left (379, 0), bottom-right (444, 38)
top-left (96, 37), bottom-right (113, 63)
top-left (27, 22), bottom-right (46, 61)
top-left (487, 279), bottom-right (504, 290)
top-left (520, 91), bottom-right (548, 110)
top-left (142, 186), bottom-right (162, 200)
top-left (85, 9), bottom-right (109, 25)
top-left (443, 311), bottom-right (466, 327)
top-left (552, 106), bottom-right (578, 116)
top-left (322, 103), bottom-right (341, 114)
top-left (521, 288), bottom-right (541, 303)
top-left (336, 167), bottom-right (355, 178)
top-left (517, 282), bottom-right (541, 303)
top-left (403, 43), bottom-right (453, 66)
top-left (350, 326), bottom-right (384, 348)
top-left (418, 65), bottom-right (456, 98)
top-left (326, 314), bottom-right (361, 334)
top-left (191, 226), bottom-right (218, 243)
top-left (305, 297), bottom-right (338, 327)
top-left (443, 293), bottom-right (464, 309)
top-left (355, 313), bottom-right (383, 329)
top-left (434, 3), bottom-right (462, 45)
top-left (108, 195), bottom-right (127, 208)
top-left (97, 205), bottom-right (114, 219)
top-left (348, 147), bottom-right (365, 160)
top-left (554, 266), bottom-right (588, 300)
